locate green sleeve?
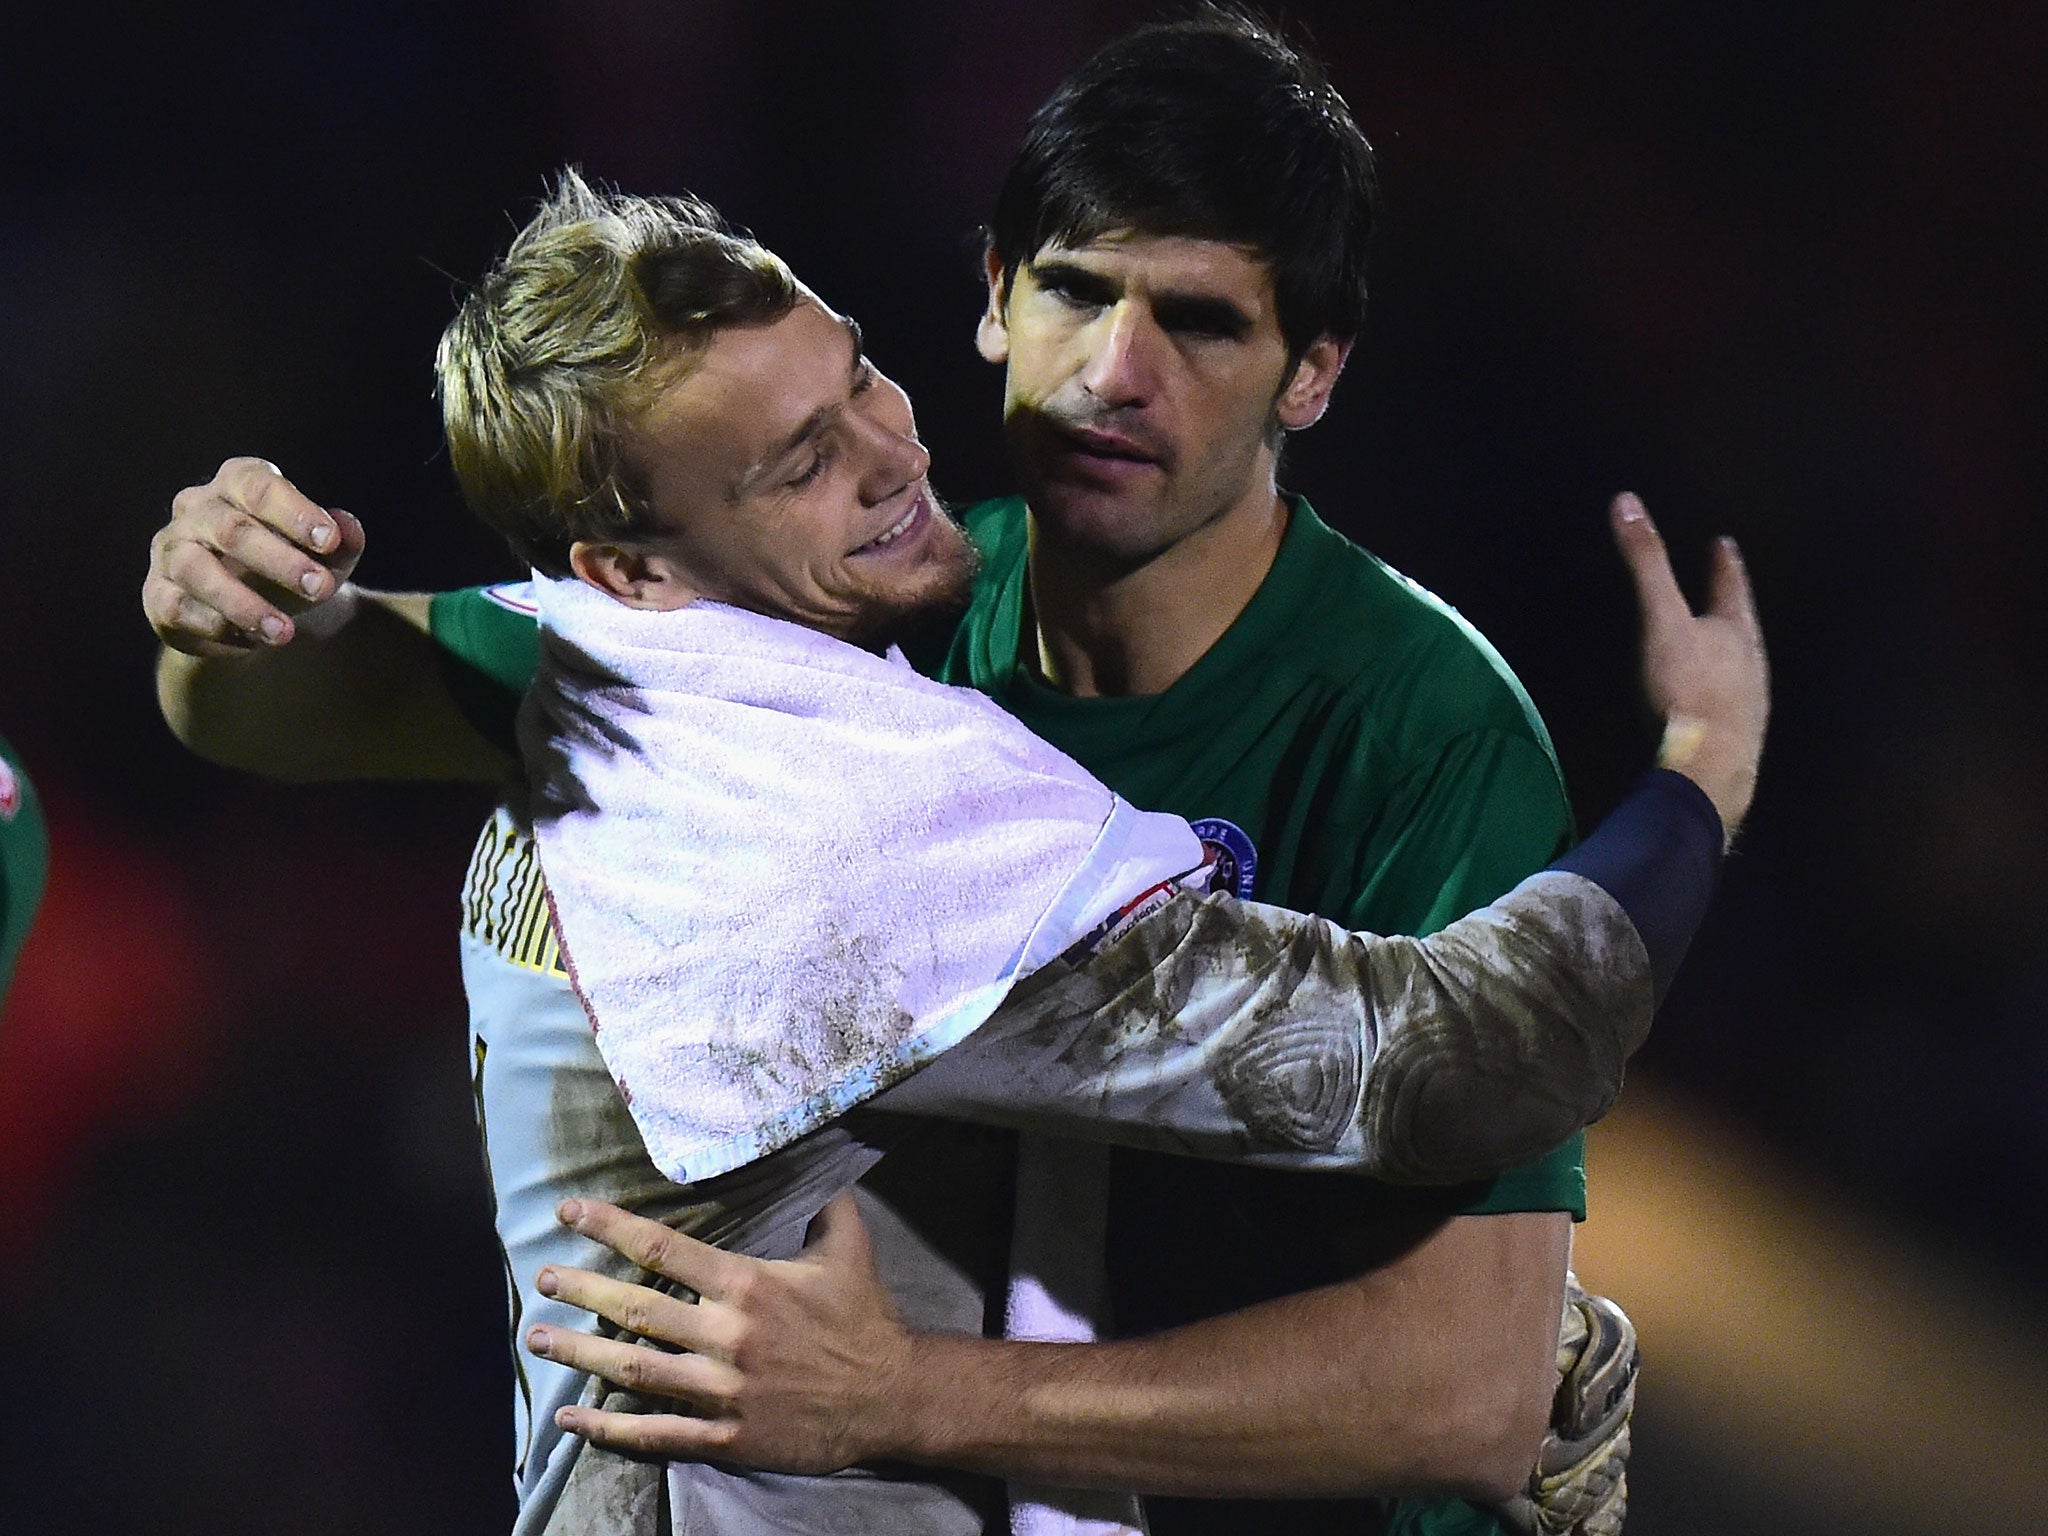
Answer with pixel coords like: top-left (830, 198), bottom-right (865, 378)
top-left (427, 587), bottom-right (541, 760)
top-left (1348, 728), bottom-right (1586, 1220)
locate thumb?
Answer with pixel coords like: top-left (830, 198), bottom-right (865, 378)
top-left (800, 1190), bottom-right (873, 1269)
top-left (326, 507), bottom-right (368, 573)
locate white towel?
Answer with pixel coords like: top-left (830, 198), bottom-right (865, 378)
top-left (522, 575), bottom-right (1204, 1185)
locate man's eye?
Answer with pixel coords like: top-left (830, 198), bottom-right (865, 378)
top-left (852, 362), bottom-right (878, 394)
top-left (787, 451), bottom-right (828, 488)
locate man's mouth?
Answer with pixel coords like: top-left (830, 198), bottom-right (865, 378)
top-left (851, 490), bottom-right (933, 555)
top-left (1045, 421), bottom-right (1165, 473)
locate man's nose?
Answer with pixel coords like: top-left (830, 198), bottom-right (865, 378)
top-left (1079, 302), bottom-right (1157, 409)
top-left (856, 414), bottom-right (931, 503)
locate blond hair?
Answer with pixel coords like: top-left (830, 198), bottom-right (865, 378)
top-left (436, 169), bottom-right (798, 574)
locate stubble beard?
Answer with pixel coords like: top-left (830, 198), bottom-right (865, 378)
top-left (840, 501), bottom-right (983, 650)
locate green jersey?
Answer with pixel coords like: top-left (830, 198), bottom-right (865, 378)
top-left (930, 497), bottom-right (1578, 1536)
top-left (429, 494), bottom-right (1581, 1536)
top-left (0, 733), bottom-right (48, 1006)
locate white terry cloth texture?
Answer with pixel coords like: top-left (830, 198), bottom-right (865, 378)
top-left (521, 572), bottom-right (1203, 1186)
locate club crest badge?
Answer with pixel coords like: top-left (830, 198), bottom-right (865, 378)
top-left (1190, 817), bottom-right (1258, 899)
top-left (0, 757), bottom-right (18, 822)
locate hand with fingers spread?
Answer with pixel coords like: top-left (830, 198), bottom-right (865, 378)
top-left (527, 1193), bottom-right (917, 1474)
top-left (144, 457), bottom-right (366, 656)
top-left (1609, 492), bottom-right (1770, 845)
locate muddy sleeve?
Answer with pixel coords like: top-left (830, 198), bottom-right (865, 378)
top-left (877, 873), bottom-right (1650, 1183)
top-left (877, 772), bottom-right (1723, 1184)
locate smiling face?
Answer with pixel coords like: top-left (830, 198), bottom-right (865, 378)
top-left (571, 293), bottom-right (977, 645)
top-left (978, 232), bottom-right (1347, 567)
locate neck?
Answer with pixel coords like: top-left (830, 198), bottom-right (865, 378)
top-left (1027, 479), bottom-right (1289, 699)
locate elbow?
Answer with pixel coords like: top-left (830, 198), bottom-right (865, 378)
top-left (1361, 1035), bottom-right (1615, 1187)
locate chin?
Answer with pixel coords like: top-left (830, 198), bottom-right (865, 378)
top-left (1025, 482), bottom-right (1180, 566)
top-left (840, 529), bottom-right (981, 650)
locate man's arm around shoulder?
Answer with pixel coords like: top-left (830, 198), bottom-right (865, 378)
top-left (148, 457), bottom-right (511, 783)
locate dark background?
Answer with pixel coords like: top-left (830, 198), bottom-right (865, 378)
top-left (2, 4), bottom-right (2043, 1532)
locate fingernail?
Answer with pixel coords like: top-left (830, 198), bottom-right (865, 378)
top-left (1720, 535), bottom-right (1743, 560)
top-left (299, 570), bottom-right (326, 598)
top-left (308, 522), bottom-right (336, 552)
top-left (528, 1327), bottom-right (552, 1357)
top-left (558, 1199), bottom-right (584, 1226)
top-left (556, 1408), bottom-right (578, 1431)
top-left (536, 1267), bottom-right (558, 1297)
top-left (1614, 494), bottom-right (1644, 522)
top-left (259, 615), bottom-right (287, 642)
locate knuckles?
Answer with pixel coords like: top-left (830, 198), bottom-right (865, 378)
top-left (616, 1295), bottom-right (660, 1338)
top-left (612, 1348), bottom-right (663, 1392)
top-left (638, 1228), bottom-right (683, 1276)
top-left (699, 1418), bottom-right (741, 1452)
top-left (157, 537), bottom-right (214, 587)
top-left (222, 456), bottom-right (285, 504)
top-left (719, 1267), bottom-right (760, 1311)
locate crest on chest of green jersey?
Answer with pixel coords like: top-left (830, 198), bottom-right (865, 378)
top-left (1189, 817), bottom-right (1258, 899)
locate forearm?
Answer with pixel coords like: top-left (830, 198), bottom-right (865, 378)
top-left (883, 770), bottom-right (1719, 1186)
top-left (157, 586), bottom-right (509, 781)
top-left (884, 1211), bottom-right (1567, 1502)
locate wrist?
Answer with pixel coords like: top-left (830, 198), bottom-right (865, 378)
top-left (877, 1330), bottom-right (974, 1465)
top-left (1657, 718), bottom-right (1753, 848)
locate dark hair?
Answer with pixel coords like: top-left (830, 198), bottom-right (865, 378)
top-left (989, 6), bottom-right (1378, 360)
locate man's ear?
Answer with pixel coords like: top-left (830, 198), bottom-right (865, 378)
top-left (567, 540), bottom-right (704, 611)
top-left (975, 245), bottom-right (1011, 365)
top-left (1275, 335), bottom-right (1353, 431)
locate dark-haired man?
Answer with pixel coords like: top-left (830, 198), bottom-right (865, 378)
top-left (150, 12), bottom-right (1687, 1536)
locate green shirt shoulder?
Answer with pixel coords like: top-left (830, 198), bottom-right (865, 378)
top-left (428, 582), bottom-right (542, 755)
top-left (951, 495), bottom-right (1572, 932)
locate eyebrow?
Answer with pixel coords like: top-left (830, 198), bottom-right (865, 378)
top-left (1030, 259), bottom-right (1120, 305)
top-left (728, 316), bottom-right (867, 501)
top-left (1151, 293), bottom-right (1256, 339)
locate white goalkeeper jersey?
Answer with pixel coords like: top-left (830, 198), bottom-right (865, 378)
top-left (459, 799), bottom-right (1008, 1536)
